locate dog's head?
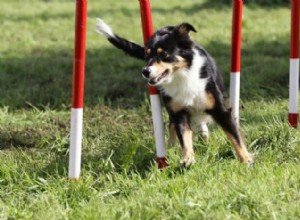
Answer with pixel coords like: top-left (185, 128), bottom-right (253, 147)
top-left (141, 23), bottom-right (197, 86)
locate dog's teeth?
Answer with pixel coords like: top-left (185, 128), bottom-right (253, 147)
top-left (95, 18), bottom-right (114, 38)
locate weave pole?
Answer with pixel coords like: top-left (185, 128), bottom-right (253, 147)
top-left (288, 0), bottom-right (300, 128)
top-left (68, 0), bottom-right (88, 180)
top-left (138, 0), bottom-right (168, 169)
top-left (230, 0), bottom-right (243, 122)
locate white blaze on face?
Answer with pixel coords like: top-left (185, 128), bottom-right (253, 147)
top-left (148, 66), bottom-right (158, 78)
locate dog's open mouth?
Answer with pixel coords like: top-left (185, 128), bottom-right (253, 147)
top-left (148, 69), bottom-right (169, 85)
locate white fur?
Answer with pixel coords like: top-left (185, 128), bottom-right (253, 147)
top-left (162, 49), bottom-right (208, 108)
top-left (95, 18), bottom-right (114, 38)
top-left (191, 113), bottom-right (212, 131)
top-left (149, 66), bottom-right (158, 77)
top-left (161, 49), bottom-right (212, 131)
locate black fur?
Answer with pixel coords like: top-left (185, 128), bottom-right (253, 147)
top-left (107, 34), bottom-right (145, 60)
top-left (97, 21), bottom-right (253, 166)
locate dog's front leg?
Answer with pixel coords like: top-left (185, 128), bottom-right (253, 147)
top-left (172, 110), bottom-right (195, 167)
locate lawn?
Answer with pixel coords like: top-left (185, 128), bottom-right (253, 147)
top-left (0, 0), bottom-right (300, 219)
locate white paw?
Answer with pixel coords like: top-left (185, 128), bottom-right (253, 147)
top-left (199, 122), bottom-right (209, 141)
top-left (200, 131), bottom-right (209, 141)
top-left (180, 155), bottom-right (195, 167)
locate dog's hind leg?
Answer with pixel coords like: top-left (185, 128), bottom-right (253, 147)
top-left (199, 122), bottom-right (209, 141)
top-left (205, 92), bottom-right (253, 165)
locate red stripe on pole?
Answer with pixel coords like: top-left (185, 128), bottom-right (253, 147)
top-left (290, 0), bottom-right (300, 58)
top-left (288, 113), bottom-right (299, 128)
top-left (139, 0), bottom-right (154, 44)
top-left (72, 0), bottom-right (88, 108)
top-left (148, 85), bottom-right (159, 95)
top-left (156, 157), bottom-right (168, 170)
top-left (139, 0), bottom-right (160, 95)
top-left (231, 0), bottom-right (243, 73)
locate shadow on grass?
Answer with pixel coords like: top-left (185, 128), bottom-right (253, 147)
top-left (0, 47), bottom-right (146, 110)
top-left (0, 131), bottom-right (37, 149)
top-left (150, 0), bottom-right (289, 15)
top-left (0, 6), bottom-right (138, 23)
top-left (0, 0), bottom-right (289, 25)
top-left (201, 0), bottom-right (289, 8)
top-left (34, 151), bottom-right (154, 178)
top-left (1, 35), bottom-right (290, 110)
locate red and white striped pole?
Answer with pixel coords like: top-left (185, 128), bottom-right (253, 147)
top-left (68, 0), bottom-right (88, 180)
top-left (138, 0), bottom-right (168, 169)
top-left (289, 0), bottom-right (300, 128)
top-left (230, 0), bottom-right (243, 123)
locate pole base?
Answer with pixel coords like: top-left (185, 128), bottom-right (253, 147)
top-left (156, 157), bottom-right (169, 169)
top-left (288, 113), bottom-right (299, 128)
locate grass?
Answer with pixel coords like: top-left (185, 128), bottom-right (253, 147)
top-left (0, 0), bottom-right (300, 219)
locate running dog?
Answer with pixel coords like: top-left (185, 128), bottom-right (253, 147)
top-left (96, 19), bottom-right (253, 167)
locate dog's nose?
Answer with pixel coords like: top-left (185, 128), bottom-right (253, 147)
top-left (142, 67), bottom-right (151, 79)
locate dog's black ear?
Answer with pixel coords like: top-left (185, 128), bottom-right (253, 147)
top-left (176, 23), bottom-right (197, 36)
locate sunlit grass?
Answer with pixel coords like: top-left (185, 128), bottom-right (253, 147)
top-left (0, 0), bottom-right (299, 219)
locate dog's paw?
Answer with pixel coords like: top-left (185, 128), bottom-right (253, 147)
top-left (95, 18), bottom-right (114, 38)
top-left (180, 155), bottom-right (195, 167)
top-left (240, 153), bottom-right (254, 168)
top-left (247, 154), bottom-right (255, 168)
top-left (200, 131), bottom-right (209, 142)
top-left (247, 160), bottom-right (254, 169)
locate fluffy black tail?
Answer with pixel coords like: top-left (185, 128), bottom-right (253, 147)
top-left (96, 18), bottom-right (145, 60)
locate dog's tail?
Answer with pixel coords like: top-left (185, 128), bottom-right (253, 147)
top-left (96, 18), bottom-right (145, 60)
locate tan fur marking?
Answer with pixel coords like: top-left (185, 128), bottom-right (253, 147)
top-left (168, 123), bottom-right (177, 146)
top-left (151, 62), bottom-right (172, 77)
top-left (146, 48), bottom-right (151, 55)
top-left (174, 56), bottom-right (188, 71)
top-left (205, 93), bottom-right (215, 110)
top-left (170, 100), bottom-right (185, 113)
top-left (157, 48), bottom-right (163, 54)
top-left (183, 127), bottom-right (193, 149)
top-left (182, 126), bottom-right (194, 162)
top-left (225, 132), bottom-right (252, 163)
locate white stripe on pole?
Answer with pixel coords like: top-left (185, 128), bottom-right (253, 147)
top-left (68, 108), bottom-right (83, 179)
top-left (230, 72), bottom-right (240, 122)
top-left (149, 94), bottom-right (166, 158)
top-left (289, 58), bottom-right (299, 114)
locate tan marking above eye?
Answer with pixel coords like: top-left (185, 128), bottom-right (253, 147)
top-left (157, 48), bottom-right (163, 54)
top-left (146, 48), bottom-right (151, 54)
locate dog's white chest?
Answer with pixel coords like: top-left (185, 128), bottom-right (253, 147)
top-left (164, 78), bottom-right (207, 108)
top-left (162, 49), bottom-right (208, 109)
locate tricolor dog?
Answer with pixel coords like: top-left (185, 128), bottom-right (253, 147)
top-left (96, 18), bottom-right (253, 167)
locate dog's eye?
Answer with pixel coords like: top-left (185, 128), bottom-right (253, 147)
top-left (160, 51), bottom-right (168, 59)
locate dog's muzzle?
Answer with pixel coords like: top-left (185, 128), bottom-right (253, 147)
top-left (142, 66), bottom-right (157, 79)
top-left (142, 67), bottom-right (150, 79)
